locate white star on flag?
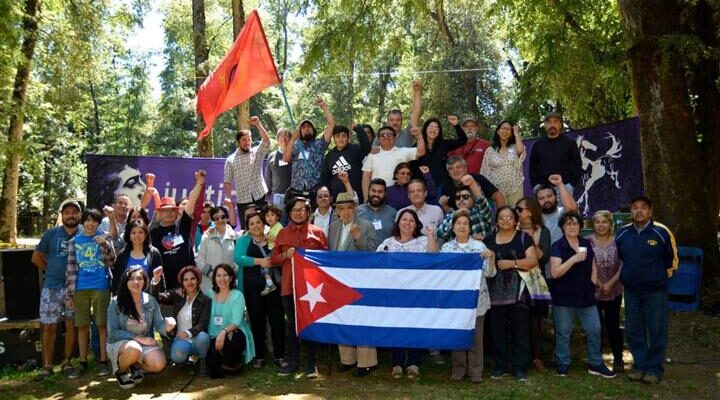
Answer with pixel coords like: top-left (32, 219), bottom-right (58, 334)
top-left (299, 282), bottom-right (327, 312)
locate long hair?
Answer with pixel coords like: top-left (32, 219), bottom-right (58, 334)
top-left (125, 207), bottom-right (150, 226)
top-left (391, 209), bottom-right (424, 239)
top-left (122, 219), bottom-right (151, 254)
top-left (421, 118), bottom-right (443, 150)
top-left (491, 120), bottom-right (517, 150)
top-left (116, 266), bottom-right (148, 321)
top-left (516, 197), bottom-right (544, 228)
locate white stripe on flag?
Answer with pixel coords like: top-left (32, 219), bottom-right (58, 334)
top-left (316, 305), bottom-right (477, 330)
top-left (319, 267), bottom-right (481, 291)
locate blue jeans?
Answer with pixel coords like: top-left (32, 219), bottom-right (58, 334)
top-left (170, 332), bottom-right (211, 363)
top-left (553, 305), bottom-right (602, 367)
top-left (624, 290), bottom-right (667, 378)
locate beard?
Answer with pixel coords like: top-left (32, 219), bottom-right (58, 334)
top-left (301, 132), bottom-right (314, 141)
top-left (62, 218), bottom-right (79, 228)
top-left (369, 195), bottom-right (385, 207)
top-left (541, 201), bottom-right (558, 214)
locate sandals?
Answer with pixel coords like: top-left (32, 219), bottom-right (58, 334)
top-left (34, 367), bottom-right (54, 381)
top-left (61, 362), bottom-right (75, 378)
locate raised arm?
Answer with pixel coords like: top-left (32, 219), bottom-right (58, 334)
top-left (444, 116), bottom-right (468, 151)
top-left (316, 97), bottom-right (335, 143)
top-left (410, 80), bottom-right (423, 129)
top-left (412, 127), bottom-right (426, 158)
top-left (250, 115), bottom-right (270, 143)
top-left (282, 130), bottom-right (298, 163)
top-left (354, 124), bottom-right (371, 156)
top-left (549, 174), bottom-right (577, 212)
top-left (185, 170), bottom-right (206, 217)
top-left (513, 125), bottom-right (525, 156)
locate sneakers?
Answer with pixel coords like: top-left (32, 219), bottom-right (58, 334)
top-left (97, 361), bottom-right (111, 377)
top-left (251, 359), bottom-right (265, 369)
top-left (260, 284), bottom-right (277, 296)
top-left (514, 370), bottom-right (529, 381)
top-left (67, 363), bottom-right (86, 379)
top-left (278, 363), bottom-right (298, 376)
top-left (490, 368), bottom-right (509, 379)
top-left (115, 370), bottom-right (135, 390)
top-left (429, 351), bottom-right (445, 365)
top-left (34, 367), bottom-right (54, 381)
top-left (642, 374), bottom-right (661, 384)
top-left (406, 365), bottom-right (420, 379)
top-left (130, 366), bottom-right (144, 384)
top-left (338, 363), bottom-right (356, 372)
top-left (588, 363), bottom-right (616, 379)
top-left (556, 364), bottom-right (570, 377)
top-left (392, 365), bottom-right (403, 379)
top-left (627, 370), bottom-right (644, 382)
top-left (305, 365), bottom-right (319, 379)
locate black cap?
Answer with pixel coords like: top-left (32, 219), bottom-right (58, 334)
top-left (630, 195), bottom-right (652, 208)
top-left (544, 111), bottom-right (563, 122)
top-left (61, 201), bottom-right (81, 212)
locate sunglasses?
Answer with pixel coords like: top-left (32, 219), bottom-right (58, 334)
top-left (455, 194), bottom-right (472, 201)
top-left (379, 131), bottom-right (395, 138)
top-left (515, 206), bottom-right (529, 213)
top-left (213, 215), bottom-right (228, 221)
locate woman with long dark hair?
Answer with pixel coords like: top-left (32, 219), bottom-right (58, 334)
top-left (484, 206), bottom-right (538, 381)
top-left (480, 121), bottom-right (526, 206)
top-left (515, 197), bottom-right (552, 371)
top-left (234, 211), bottom-right (285, 369)
top-left (205, 263), bottom-right (255, 378)
top-left (414, 116), bottom-right (467, 188)
top-left (376, 209), bottom-right (437, 379)
top-left (107, 266), bottom-right (175, 389)
top-left (112, 220), bottom-right (163, 293)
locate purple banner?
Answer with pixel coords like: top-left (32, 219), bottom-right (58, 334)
top-left (85, 154), bottom-right (229, 209)
top-left (522, 117), bottom-right (643, 217)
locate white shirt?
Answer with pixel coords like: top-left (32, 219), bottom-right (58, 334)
top-left (398, 203), bottom-right (445, 236)
top-left (313, 208), bottom-right (333, 235)
top-left (177, 296), bottom-right (195, 339)
top-left (362, 146), bottom-right (417, 187)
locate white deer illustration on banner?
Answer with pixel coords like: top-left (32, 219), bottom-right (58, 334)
top-left (576, 133), bottom-right (623, 215)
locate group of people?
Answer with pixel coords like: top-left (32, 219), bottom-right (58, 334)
top-left (31, 81), bottom-right (677, 389)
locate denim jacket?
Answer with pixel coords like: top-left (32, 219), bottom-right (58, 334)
top-left (108, 292), bottom-right (166, 343)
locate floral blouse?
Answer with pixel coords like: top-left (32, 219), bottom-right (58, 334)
top-left (376, 236), bottom-right (429, 253)
top-left (589, 236), bottom-right (623, 301)
top-left (479, 146), bottom-right (525, 195)
top-left (441, 239), bottom-right (497, 316)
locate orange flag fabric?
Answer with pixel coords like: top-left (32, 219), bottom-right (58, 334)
top-left (196, 10), bottom-right (280, 140)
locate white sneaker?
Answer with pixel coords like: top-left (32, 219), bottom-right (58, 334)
top-left (392, 365), bottom-right (403, 379)
top-left (407, 365), bottom-right (420, 379)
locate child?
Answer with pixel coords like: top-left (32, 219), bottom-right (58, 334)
top-left (260, 206), bottom-right (283, 295)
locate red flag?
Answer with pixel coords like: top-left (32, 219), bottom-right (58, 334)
top-left (196, 9), bottom-right (280, 140)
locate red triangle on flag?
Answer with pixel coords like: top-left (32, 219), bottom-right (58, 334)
top-left (292, 252), bottom-right (363, 333)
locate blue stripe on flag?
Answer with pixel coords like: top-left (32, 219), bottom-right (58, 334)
top-left (298, 249), bottom-right (483, 271)
top-left (301, 323), bottom-right (475, 350)
top-left (352, 288), bottom-right (478, 309)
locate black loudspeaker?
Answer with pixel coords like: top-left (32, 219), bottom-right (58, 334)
top-left (0, 249), bottom-right (40, 320)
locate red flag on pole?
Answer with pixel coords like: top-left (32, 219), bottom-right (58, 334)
top-left (195, 9), bottom-right (280, 140)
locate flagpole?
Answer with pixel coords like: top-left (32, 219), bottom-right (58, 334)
top-left (279, 80), bottom-right (296, 128)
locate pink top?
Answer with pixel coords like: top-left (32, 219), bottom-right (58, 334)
top-left (589, 236), bottom-right (623, 301)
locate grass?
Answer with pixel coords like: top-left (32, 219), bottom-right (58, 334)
top-left (1, 310), bottom-right (719, 399)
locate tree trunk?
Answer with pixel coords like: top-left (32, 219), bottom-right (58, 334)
top-left (232, 0), bottom-right (250, 132)
top-left (618, 0), bottom-right (720, 285)
top-left (0, 0), bottom-right (40, 243)
top-left (192, 0), bottom-right (213, 157)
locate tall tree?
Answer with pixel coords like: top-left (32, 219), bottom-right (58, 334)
top-left (0, 0), bottom-right (40, 243)
top-left (618, 0), bottom-right (720, 282)
top-left (232, 0), bottom-right (250, 132)
top-left (193, 0), bottom-right (213, 156)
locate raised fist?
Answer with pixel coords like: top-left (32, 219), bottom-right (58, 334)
top-left (448, 115), bottom-right (459, 126)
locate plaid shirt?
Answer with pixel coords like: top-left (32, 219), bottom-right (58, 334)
top-left (436, 195), bottom-right (493, 240)
top-left (290, 139), bottom-right (328, 190)
top-left (224, 139), bottom-right (271, 203)
top-left (65, 235), bottom-right (116, 300)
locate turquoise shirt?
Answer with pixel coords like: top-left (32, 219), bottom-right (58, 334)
top-left (209, 289), bottom-right (255, 364)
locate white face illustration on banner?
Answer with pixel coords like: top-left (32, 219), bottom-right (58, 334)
top-left (115, 165), bottom-right (146, 208)
top-left (577, 133), bottom-right (623, 215)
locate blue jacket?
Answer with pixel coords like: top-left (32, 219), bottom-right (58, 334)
top-left (108, 292), bottom-right (167, 343)
top-left (615, 220), bottom-right (678, 294)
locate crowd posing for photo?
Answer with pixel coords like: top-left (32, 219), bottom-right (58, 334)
top-left (32, 81), bottom-right (677, 388)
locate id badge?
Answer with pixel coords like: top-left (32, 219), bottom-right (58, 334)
top-left (213, 316), bottom-right (224, 326)
top-left (372, 219), bottom-right (383, 230)
top-left (173, 235), bottom-right (185, 246)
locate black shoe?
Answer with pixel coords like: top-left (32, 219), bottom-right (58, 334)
top-left (338, 363), bottom-right (356, 372)
top-left (353, 366), bottom-right (376, 377)
top-left (277, 364), bottom-right (299, 376)
top-left (130, 366), bottom-right (144, 384)
top-left (115, 370), bottom-right (135, 390)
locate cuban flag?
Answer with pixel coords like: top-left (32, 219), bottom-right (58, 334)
top-left (292, 249), bottom-right (484, 350)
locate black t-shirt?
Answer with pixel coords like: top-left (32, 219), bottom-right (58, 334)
top-left (485, 231), bottom-right (534, 305)
top-left (442, 173), bottom-right (499, 209)
top-left (150, 212), bottom-right (193, 290)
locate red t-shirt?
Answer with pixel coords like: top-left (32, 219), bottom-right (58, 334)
top-left (448, 139), bottom-right (491, 174)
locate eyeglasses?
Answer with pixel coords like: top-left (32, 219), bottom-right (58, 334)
top-left (291, 208), bottom-right (307, 213)
top-left (515, 206), bottom-right (529, 213)
top-left (455, 194), bottom-right (471, 201)
top-left (213, 215), bottom-right (227, 221)
top-left (379, 131), bottom-right (395, 138)
top-left (317, 194), bottom-right (330, 199)
top-left (498, 215), bottom-right (515, 221)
